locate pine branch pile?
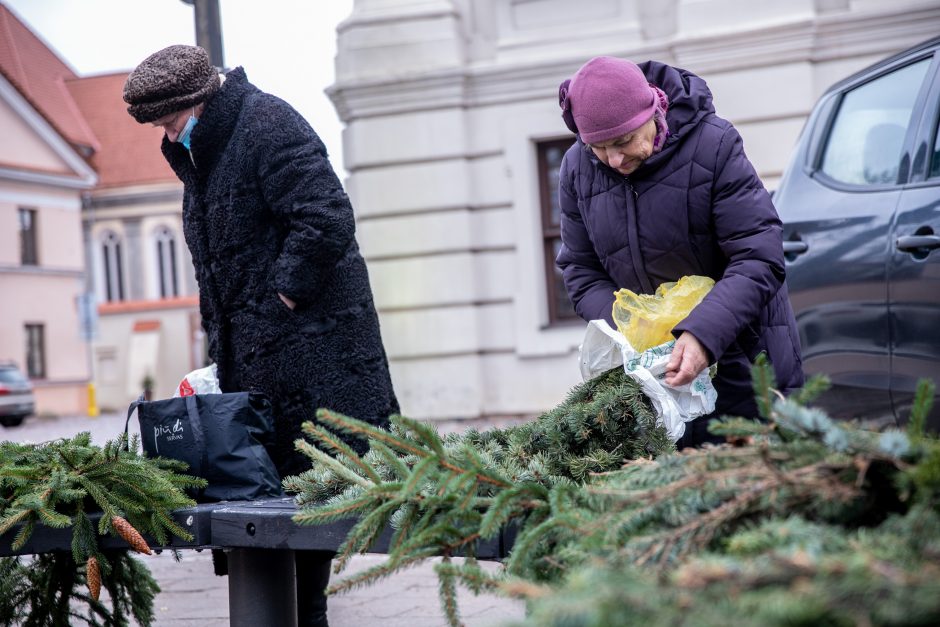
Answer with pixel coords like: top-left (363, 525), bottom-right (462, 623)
top-left (286, 358), bottom-right (940, 627)
top-left (515, 506), bottom-right (940, 626)
top-left (284, 368), bottom-right (673, 586)
top-left (0, 432), bottom-right (206, 626)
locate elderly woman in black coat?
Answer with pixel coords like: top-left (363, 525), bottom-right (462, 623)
top-left (124, 44), bottom-right (398, 627)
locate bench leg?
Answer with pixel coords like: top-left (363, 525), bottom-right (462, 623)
top-left (227, 548), bottom-right (297, 627)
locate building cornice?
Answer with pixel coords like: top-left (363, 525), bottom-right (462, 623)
top-left (82, 188), bottom-right (184, 210)
top-left (0, 165), bottom-right (92, 190)
top-left (97, 295), bottom-right (199, 316)
top-left (329, 3), bottom-right (940, 121)
top-left (0, 72), bottom-right (97, 188)
top-left (337, 0), bottom-right (459, 33)
top-left (673, 4), bottom-right (940, 73)
top-left (0, 263), bottom-right (83, 278)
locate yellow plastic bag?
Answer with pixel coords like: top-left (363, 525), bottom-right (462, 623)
top-left (612, 275), bottom-right (715, 352)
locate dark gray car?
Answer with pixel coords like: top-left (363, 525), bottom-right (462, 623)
top-left (773, 36), bottom-right (940, 429)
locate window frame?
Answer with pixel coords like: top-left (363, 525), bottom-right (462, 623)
top-left (18, 207), bottom-right (38, 266)
top-left (154, 226), bottom-right (180, 299)
top-left (100, 230), bottom-right (126, 303)
top-left (24, 323), bottom-right (46, 379)
top-left (536, 138), bottom-right (580, 325)
top-left (811, 52), bottom-right (937, 192)
top-left (914, 49), bottom-right (940, 183)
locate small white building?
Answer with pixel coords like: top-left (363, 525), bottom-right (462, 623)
top-left (328, 0), bottom-right (940, 422)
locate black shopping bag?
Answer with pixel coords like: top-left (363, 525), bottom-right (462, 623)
top-left (126, 392), bottom-right (282, 501)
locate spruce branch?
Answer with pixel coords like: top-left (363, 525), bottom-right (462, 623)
top-left (437, 555), bottom-right (463, 627)
top-left (294, 439), bottom-right (372, 488)
top-left (435, 558), bottom-right (504, 595)
top-left (300, 422), bottom-right (381, 484)
top-left (750, 354), bottom-right (776, 420)
top-left (0, 433), bottom-right (202, 623)
top-left (326, 547), bottom-right (441, 595)
top-left (908, 379), bottom-right (936, 440)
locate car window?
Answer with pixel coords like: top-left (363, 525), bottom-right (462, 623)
top-left (0, 368), bottom-right (27, 383)
top-left (820, 58), bottom-right (930, 186)
top-left (930, 102), bottom-right (940, 180)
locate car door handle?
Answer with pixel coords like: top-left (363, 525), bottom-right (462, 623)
top-left (782, 241), bottom-right (808, 255)
top-left (896, 234), bottom-right (940, 252)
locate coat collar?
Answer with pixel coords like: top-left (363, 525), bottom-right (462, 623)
top-left (162, 67), bottom-right (257, 187)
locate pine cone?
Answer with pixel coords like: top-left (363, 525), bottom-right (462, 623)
top-left (86, 556), bottom-right (101, 601)
top-left (111, 516), bottom-right (152, 555)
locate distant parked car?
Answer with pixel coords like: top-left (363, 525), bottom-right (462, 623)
top-left (773, 35), bottom-right (940, 429)
top-left (0, 362), bottom-right (35, 427)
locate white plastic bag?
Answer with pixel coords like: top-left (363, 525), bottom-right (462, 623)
top-left (579, 320), bottom-right (717, 442)
top-left (173, 363), bottom-right (222, 397)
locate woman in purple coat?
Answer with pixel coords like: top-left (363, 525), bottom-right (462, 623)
top-left (556, 56), bottom-right (803, 447)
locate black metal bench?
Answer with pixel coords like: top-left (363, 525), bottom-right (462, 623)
top-left (0, 497), bottom-right (510, 626)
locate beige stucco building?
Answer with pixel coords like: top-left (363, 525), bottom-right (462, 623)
top-left (0, 4), bottom-right (97, 416)
top-left (328, 0), bottom-right (940, 422)
top-left (0, 4), bottom-right (200, 416)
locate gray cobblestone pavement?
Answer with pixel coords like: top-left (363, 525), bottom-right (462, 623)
top-left (3, 412), bottom-right (526, 626)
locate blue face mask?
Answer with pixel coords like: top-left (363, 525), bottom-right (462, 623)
top-left (177, 111), bottom-right (198, 150)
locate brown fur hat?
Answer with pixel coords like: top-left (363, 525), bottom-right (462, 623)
top-left (123, 45), bottom-right (220, 123)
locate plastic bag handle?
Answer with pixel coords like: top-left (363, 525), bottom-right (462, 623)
top-left (184, 395), bottom-right (209, 478)
top-left (123, 394), bottom-right (147, 451)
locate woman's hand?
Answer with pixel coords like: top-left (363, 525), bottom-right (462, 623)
top-left (665, 331), bottom-right (709, 386)
top-left (278, 292), bottom-right (296, 310)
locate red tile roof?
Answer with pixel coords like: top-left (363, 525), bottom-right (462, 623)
top-left (99, 296), bottom-right (199, 315)
top-left (66, 72), bottom-right (178, 188)
top-left (0, 3), bottom-right (98, 152)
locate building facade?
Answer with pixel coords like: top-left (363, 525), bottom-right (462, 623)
top-left (0, 4), bottom-right (97, 416)
top-left (328, 0), bottom-right (940, 422)
top-left (0, 4), bottom-right (200, 416)
top-left (69, 72), bottom-right (200, 411)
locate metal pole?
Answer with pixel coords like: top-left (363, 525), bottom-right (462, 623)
top-left (81, 194), bottom-right (98, 418)
top-left (227, 548), bottom-right (298, 627)
top-left (180, 0), bottom-right (225, 69)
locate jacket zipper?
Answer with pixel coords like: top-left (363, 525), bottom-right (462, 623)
top-left (624, 180), bottom-right (654, 294)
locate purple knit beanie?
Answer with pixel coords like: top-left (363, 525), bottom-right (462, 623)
top-left (559, 56), bottom-right (658, 144)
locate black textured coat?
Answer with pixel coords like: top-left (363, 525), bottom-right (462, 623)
top-left (162, 68), bottom-right (398, 477)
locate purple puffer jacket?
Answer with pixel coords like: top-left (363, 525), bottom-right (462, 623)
top-left (557, 61), bottom-right (804, 419)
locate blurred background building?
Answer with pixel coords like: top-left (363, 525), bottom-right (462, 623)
top-left (1, 0), bottom-right (938, 419)
top-left (0, 3), bottom-right (96, 415)
top-left (0, 3), bottom-right (198, 414)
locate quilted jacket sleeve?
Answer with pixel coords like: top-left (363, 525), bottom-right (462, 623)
top-left (556, 152), bottom-right (619, 326)
top-left (254, 95), bottom-right (356, 305)
top-left (672, 123), bottom-right (785, 363)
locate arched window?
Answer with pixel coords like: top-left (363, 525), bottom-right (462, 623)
top-left (100, 230), bottom-right (125, 302)
top-left (154, 226), bottom-right (179, 298)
